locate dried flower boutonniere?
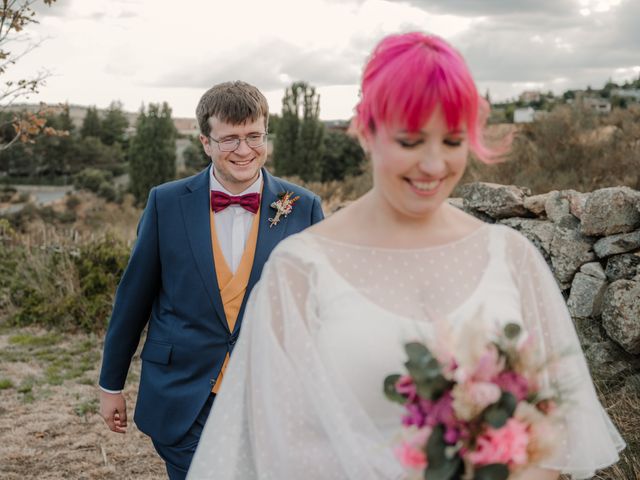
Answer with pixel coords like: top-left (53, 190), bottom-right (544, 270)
top-left (269, 191), bottom-right (300, 228)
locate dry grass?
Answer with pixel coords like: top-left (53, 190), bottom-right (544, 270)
top-left (0, 326), bottom-right (164, 479)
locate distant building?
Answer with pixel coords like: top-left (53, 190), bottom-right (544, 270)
top-left (174, 117), bottom-right (200, 137)
top-left (610, 89), bottom-right (640, 102)
top-left (582, 97), bottom-right (612, 114)
top-left (519, 90), bottom-right (541, 103)
top-left (514, 107), bottom-right (535, 123)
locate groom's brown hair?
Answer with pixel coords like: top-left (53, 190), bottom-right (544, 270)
top-left (196, 81), bottom-right (269, 137)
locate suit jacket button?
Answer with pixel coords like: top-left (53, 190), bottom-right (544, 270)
top-left (209, 378), bottom-right (215, 386)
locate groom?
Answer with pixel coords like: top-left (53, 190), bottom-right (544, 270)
top-left (99, 81), bottom-right (324, 479)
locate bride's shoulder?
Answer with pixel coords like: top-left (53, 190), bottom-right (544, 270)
top-left (487, 222), bottom-right (545, 269)
top-left (269, 229), bottom-right (326, 269)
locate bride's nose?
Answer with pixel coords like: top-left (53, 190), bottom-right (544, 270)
top-left (417, 142), bottom-right (447, 176)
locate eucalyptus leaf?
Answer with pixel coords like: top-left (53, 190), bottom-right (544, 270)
top-left (483, 392), bottom-right (517, 429)
top-left (424, 457), bottom-right (463, 480)
top-left (383, 374), bottom-right (406, 404)
top-left (503, 323), bottom-right (521, 340)
top-left (426, 425), bottom-right (447, 465)
top-left (405, 342), bottom-right (433, 364)
top-left (474, 463), bottom-right (509, 480)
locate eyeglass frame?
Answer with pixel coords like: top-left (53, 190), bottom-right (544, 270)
top-left (207, 132), bottom-right (268, 152)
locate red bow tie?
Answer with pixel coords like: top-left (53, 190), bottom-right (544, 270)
top-left (210, 191), bottom-right (260, 214)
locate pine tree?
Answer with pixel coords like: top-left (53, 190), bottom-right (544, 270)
top-left (273, 81), bottom-right (325, 181)
top-left (100, 101), bottom-right (129, 146)
top-left (81, 106), bottom-right (101, 138)
top-left (129, 103), bottom-right (177, 204)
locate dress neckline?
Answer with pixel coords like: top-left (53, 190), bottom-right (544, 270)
top-left (303, 222), bottom-right (490, 253)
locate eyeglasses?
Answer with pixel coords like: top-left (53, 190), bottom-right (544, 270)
top-left (208, 132), bottom-right (268, 152)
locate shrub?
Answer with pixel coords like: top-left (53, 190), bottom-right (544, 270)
top-left (73, 168), bottom-right (112, 193)
top-left (3, 234), bottom-right (130, 332)
top-left (460, 105), bottom-right (640, 193)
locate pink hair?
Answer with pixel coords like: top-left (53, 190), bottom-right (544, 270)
top-left (353, 32), bottom-right (498, 163)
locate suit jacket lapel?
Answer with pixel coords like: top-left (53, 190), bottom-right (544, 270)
top-left (180, 166), bottom-right (229, 333)
top-left (234, 169), bottom-right (288, 334)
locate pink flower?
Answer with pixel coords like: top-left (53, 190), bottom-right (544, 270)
top-left (402, 403), bottom-right (426, 428)
top-left (467, 418), bottom-right (530, 467)
top-left (396, 375), bottom-right (418, 402)
top-left (494, 371), bottom-right (529, 401)
top-left (395, 427), bottom-right (432, 469)
top-left (472, 345), bottom-right (505, 382)
top-left (452, 381), bottom-right (502, 421)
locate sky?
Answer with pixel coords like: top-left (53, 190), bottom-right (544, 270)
top-left (7, 0), bottom-right (640, 120)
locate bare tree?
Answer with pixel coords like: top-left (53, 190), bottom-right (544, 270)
top-left (0, 0), bottom-right (63, 152)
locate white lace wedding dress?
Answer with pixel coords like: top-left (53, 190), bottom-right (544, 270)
top-left (187, 224), bottom-right (625, 479)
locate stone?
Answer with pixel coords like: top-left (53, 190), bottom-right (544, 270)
top-left (550, 226), bottom-right (596, 285)
top-left (601, 279), bottom-right (640, 354)
top-left (458, 182), bottom-right (530, 219)
top-left (544, 191), bottom-right (571, 223)
top-left (568, 191), bottom-right (590, 219)
top-left (567, 272), bottom-right (607, 318)
top-left (572, 316), bottom-right (605, 349)
top-left (585, 341), bottom-right (634, 378)
top-left (579, 261), bottom-right (606, 280)
top-left (604, 252), bottom-right (640, 281)
top-left (593, 230), bottom-right (640, 258)
top-left (580, 186), bottom-right (640, 236)
top-left (499, 218), bottom-right (555, 258)
top-left (524, 193), bottom-right (550, 216)
top-left (447, 197), bottom-right (464, 209)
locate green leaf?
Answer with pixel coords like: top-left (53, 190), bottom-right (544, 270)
top-left (383, 374), bottom-right (406, 404)
top-left (483, 392), bottom-right (517, 429)
top-left (474, 464), bottom-right (510, 480)
top-left (403, 342), bottom-right (450, 400)
top-left (424, 457), bottom-right (462, 480)
top-left (503, 323), bottom-right (521, 340)
top-left (424, 429), bottom-right (463, 480)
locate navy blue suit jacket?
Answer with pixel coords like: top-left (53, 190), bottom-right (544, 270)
top-left (99, 167), bottom-right (324, 445)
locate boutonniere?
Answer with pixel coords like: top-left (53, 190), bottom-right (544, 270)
top-left (269, 191), bottom-right (300, 228)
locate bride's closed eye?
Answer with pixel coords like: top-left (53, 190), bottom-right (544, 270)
top-left (444, 138), bottom-right (464, 147)
top-left (397, 139), bottom-right (424, 148)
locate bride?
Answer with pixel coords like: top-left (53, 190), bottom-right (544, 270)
top-left (187, 32), bottom-right (625, 479)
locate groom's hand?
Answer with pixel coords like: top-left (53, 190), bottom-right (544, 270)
top-left (100, 391), bottom-right (128, 434)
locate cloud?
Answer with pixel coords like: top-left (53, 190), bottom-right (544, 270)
top-left (394, 0), bottom-right (638, 99)
top-left (399, 0), bottom-right (576, 17)
top-left (30, 0), bottom-right (73, 17)
top-left (150, 39), bottom-right (366, 91)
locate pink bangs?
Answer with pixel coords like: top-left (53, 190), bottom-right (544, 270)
top-left (354, 32), bottom-right (494, 163)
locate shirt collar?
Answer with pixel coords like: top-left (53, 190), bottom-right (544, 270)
top-left (209, 166), bottom-right (263, 196)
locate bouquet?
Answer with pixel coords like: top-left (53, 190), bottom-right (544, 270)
top-left (384, 321), bottom-right (564, 480)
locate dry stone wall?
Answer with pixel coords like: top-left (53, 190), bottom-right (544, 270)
top-left (455, 183), bottom-right (640, 383)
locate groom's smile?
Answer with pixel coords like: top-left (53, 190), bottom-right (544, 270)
top-left (201, 115), bottom-right (268, 195)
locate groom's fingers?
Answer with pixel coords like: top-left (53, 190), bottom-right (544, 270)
top-left (100, 391), bottom-right (128, 434)
top-left (113, 411), bottom-right (128, 433)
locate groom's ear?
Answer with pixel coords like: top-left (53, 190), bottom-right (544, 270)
top-left (199, 134), bottom-right (212, 156)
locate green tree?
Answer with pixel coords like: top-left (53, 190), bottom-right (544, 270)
top-left (274, 81), bottom-right (325, 181)
top-left (100, 101), bottom-right (129, 146)
top-left (80, 106), bottom-right (101, 138)
top-left (320, 130), bottom-right (365, 181)
top-left (72, 136), bottom-right (125, 173)
top-left (182, 135), bottom-right (209, 175)
top-left (129, 102), bottom-right (177, 204)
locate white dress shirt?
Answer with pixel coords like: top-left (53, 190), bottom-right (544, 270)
top-left (100, 168), bottom-right (263, 395)
top-left (209, 168), bottom-right (263, 274)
